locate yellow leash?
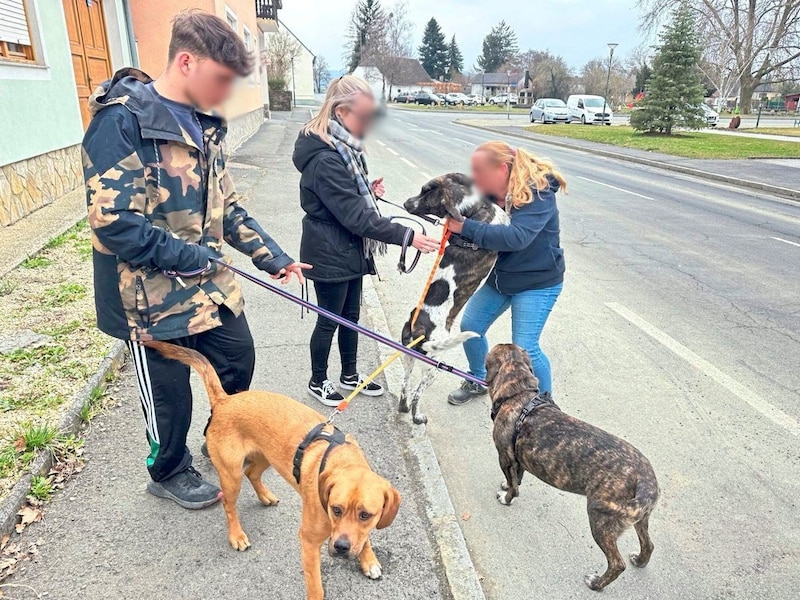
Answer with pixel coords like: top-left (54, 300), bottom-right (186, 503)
top-left (325, 335), bottom-right (425, 423)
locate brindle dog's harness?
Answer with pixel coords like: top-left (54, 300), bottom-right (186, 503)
top-left (492, 391), bottom-right (559, 452)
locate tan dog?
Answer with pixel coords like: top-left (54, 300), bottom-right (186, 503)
top-left (144, 342), bottom-right (401, 600)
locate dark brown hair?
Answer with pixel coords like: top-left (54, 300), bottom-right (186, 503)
top-left (168, 10), bottom-right (254, 77)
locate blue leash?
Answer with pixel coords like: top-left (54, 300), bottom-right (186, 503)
top-left (209, 258), bottom-right (487, 388)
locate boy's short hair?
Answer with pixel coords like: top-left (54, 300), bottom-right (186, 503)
top-left (168, 10), bottom-right (254, 77)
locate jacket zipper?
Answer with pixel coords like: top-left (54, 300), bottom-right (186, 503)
top-left (135, 276), bottom-right (151, 329)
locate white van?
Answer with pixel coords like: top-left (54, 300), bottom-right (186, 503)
top-left (567, 95), bottom-right (613, 125)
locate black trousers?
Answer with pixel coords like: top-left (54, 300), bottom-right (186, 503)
top-left (310, 277), bottom-right (362, 383)
top-left (127, 305), bottom-right (255, 482)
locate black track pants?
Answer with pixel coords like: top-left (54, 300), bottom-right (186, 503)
top-left (309, 277), bottom-right (362, 383)
top-left (127, 305), bottom-right (255, 481)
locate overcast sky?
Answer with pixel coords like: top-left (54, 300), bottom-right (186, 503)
top-left (279, 0), bottom-right (651, 73)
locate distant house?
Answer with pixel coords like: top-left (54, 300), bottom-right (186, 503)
top-left (260, 17), bottom-right (316, 106)
top-left (353, 58), bottom-right (435, 100)
top-left (469, 72), bottom-right (522, 100)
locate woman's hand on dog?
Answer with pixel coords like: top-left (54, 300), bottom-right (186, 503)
top-left (271, 262), bottom-right (313, 285)
top-left (412, 233), bottom-right (441, 254)
top-left (445, 217), bottom-right (464, 234)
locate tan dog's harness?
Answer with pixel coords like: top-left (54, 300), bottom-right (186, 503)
top-left (293, 423), bottom-right (348, 508)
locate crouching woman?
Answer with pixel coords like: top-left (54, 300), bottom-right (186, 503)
top-left (447, 141), bottom-right (566, 405)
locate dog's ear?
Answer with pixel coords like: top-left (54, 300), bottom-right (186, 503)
top-left (377, 485), bottom-right (401, 529)
top-left (485, 347), bottom-right (502, 388)
top-left (318, 470), bottom-right (335, 512)
top-left (442, 193), bottom-right (465, 222)
top-left (448, 172), bottom-right (473, 187)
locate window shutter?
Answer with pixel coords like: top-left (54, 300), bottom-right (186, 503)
top-left (0, 0), bottom-right (31, 46)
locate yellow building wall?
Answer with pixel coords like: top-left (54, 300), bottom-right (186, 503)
top-left (130, 0), bottom-right (262, 120)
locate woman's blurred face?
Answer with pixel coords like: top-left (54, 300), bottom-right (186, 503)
top-left (337, 92), bottom-right (377, 139)
top-left (471, 150), bottom-right (509, 198)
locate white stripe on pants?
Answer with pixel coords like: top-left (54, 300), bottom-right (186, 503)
top-left (127, 341), bottom-right (161, 444)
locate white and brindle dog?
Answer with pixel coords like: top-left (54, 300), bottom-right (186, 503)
top-left (399, 173), bottom-right (509, 424)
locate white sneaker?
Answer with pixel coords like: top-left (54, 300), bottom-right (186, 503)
top-left (308, 379), bottom-right (345, 407)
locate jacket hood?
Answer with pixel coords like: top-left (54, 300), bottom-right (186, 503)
top-left (293, 131), bottom-right (335, 172)
top-left (89, 68), bottom-right (224, 141)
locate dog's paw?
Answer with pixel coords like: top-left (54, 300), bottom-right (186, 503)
top-left (500, 481), bottom-right (509, 491)
top-left (257, 491), bottom-right (280, 506)
top-left (629, 552), bottom-right (647, 568)
top-left (412, 413), bottom-right (428, 425)
top-left (362, 563), bottom-right (383, 580)
top-left (496, 490), bottom-right (514, 505)
top-left (229, 532), bottom-right (251, 552)
top-left (584, 574), bottom-right (602, 591)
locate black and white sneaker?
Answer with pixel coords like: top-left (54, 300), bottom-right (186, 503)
top-left (308, 379), bottom-right (346, 407)
top-left (340, 373), bottom-right (384, 397)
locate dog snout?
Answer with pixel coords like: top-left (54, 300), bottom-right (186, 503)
top-left (404, 197), bottom-right (420, 213)
top-left (333, 537), bottom-right (351, 556)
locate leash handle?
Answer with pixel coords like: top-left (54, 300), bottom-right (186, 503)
top-left (410, 222), bottom-right (451, 329)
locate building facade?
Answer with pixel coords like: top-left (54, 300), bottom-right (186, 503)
top-left (0, 0), bottom-right (134, 227)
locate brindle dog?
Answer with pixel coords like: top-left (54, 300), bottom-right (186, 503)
top-left (486, 344), bottom-right (659, 591)
top-left (400, 173), bottom-right (509, 424)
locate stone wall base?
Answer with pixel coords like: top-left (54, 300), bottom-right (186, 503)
top-left (0, 145), bottom-right (83, 227)
top-left (225, 108), bottom-right (266, 154)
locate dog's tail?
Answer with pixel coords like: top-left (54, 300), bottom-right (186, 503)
top-left (588, 471), bottom-right (659, 524)
top-left (421, 331), bottom-right (479, 353)
top-left (143, 341), bottom-right (228, 410)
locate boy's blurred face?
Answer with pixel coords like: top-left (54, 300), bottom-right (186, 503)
top-left (175, 51), bottom-right (238, 110)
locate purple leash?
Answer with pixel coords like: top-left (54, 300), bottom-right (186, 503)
top-left (209, 258), bottom-right (487, 387)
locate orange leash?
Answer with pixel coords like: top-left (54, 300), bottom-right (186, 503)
top-left (410, 222), bottom-right (451, 329)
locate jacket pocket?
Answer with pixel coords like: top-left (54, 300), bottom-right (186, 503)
top-left (134, 276), bottom-right (151, 329)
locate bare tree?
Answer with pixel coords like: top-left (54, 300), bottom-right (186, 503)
top-left (313, 56), bottom-right (331, 93)
top-left (581, 57), bottom-right (631, 103)
top-left (639, 0), bottom-right (800, 112)
top-left (267, 29), bottom-right (302, 90)
top-left (511, 50), bottom-right (574, 99)
top-left (362, 0), bottom-right (414, 100)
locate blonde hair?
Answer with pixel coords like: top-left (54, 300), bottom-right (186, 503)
top-left (301, 75), bottom-right (374, 145)
top-left (475, 141), bottom-right (567, 209)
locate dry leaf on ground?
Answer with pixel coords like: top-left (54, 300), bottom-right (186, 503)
top-left (15, 505), bottom-right (42, 534)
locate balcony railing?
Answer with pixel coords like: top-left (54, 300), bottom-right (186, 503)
top-left (255, 0), bottom-right (282, 20)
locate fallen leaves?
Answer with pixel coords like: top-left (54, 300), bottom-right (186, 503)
top-left (14, 506), bottom-right (41, 534)
top-left (461, 511), bottom-right (471, 521)
top-left (0, 536), bottom-right (41, 583)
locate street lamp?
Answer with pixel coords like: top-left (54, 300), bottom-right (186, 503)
top-left (480, 70), bottom-right (485, 105)
top-left (291, 57), bottom-right (296, 108)
top-left (507, 69), bottom-right (512, 120)
top-left (602, 43), bottom-right (618, 126)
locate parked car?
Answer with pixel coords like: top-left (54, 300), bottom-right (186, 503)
top-left (414, 91), bottom-right (441, 106)
top-left (699, 103), bottom-right (719, 127)
top-left (466, 94), bottom-right (484, 105)
top-left (567, 94), bottom-right (612, 125)
top-left (433, 93), bottom-right (447, 105)
top-left (445, 92), bottom-right (471, 106)
top-left (530, 98), bottom-right (570, 123)
top-left (394, 92), bottom-right (415, 104)
top-left (488, 93), bottom-right (519, 105)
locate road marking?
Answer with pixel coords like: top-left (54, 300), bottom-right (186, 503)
top-left (577, 176), bottom-right (654, 200)
top-left (772, 236), bottom-right (800, 248)
top-left (386, 148), bottom-right (400, 156)
top-left (418, 129), bottom-right (443, 135)
top-left (375, 140), bottom-right (386, 147)
top-left (420, 172), bottom-right (433, 180)
top-left (401, 157), bottom-right (416, 168)
top-left (453, 137), bottom-right (472, 145)
top-left (606, 302), bottom-right (800, 436)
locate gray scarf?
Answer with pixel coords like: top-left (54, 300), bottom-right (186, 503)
top-left (327, 119), bottom-right (387, 260)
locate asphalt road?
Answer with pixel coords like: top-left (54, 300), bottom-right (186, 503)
top-left (367, 109), bottom-right (800, 599)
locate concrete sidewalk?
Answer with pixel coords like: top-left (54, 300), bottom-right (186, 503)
top-left (3, 114), bottom-right (453, 599)
top-left (458, 119), bottom-right (800, 200)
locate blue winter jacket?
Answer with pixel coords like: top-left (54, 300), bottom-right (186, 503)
top-left (461, 177), bottom-right (564, 295)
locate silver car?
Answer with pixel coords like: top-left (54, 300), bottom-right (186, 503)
top-left (530, 98), bottom-right (570, 123)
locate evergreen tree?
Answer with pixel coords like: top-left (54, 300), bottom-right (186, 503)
top-left (345, 0), bottom-right (386, 73)
top-left (447, 35), bottom-right (464, 80)
top-left (633, 64), bottom-right (652, 94)
top-left (630, 2), bottom-right (706, 134)
top-left (418, 18), bottom-right (449, 80)
top-left (476, 20), bottom-right (518, 73)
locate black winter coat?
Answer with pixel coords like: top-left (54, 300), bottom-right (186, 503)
top-left (293, 132), bottom-right (410, 283)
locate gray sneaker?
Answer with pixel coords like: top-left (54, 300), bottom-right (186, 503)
top-left (448, 380), bottom-right (488, 406)
top-left (147, 466), bottom-right (221, 510)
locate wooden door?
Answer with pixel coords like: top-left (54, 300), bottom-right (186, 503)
top-left (63, 0), bottom-right (112, 129)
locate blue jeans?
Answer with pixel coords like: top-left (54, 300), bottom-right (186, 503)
top-left (461, 282), bottom-right (563, 393)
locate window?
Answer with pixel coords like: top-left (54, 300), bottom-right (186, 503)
top-left (225, 7), bottom-right (238, 32)
top-left (0, 0), bottom-right (35, 62)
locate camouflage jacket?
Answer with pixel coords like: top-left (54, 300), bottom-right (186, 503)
top-left (83, 68), bottom-right (293, 341)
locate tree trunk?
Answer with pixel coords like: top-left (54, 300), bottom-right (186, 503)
top-left (738, 74), bottom-right (758, 114)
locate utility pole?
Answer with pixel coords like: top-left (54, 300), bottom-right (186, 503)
top-left (602, 43), bottom-right (618, 126)
top-left (291, 57), bottom-right (296, 108)
top-left (507, 70), bottom-right (511, 120)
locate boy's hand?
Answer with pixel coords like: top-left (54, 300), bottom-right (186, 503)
top-left (271, 262), bottom-right (313, 285)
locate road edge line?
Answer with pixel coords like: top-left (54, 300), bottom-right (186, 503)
top-left (362, 275), bottom-right (487, 600)
top-left (454, 121), bottom-right (800, 202)
top-left (0, 339), bottom-right (127, 538)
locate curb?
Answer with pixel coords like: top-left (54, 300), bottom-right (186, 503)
top-left (455, 121), bottom-right (800, 202)
top-left (0, 339), bottom-right (127, 538)
top-left (361, 276), bottom-right (486, 600)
